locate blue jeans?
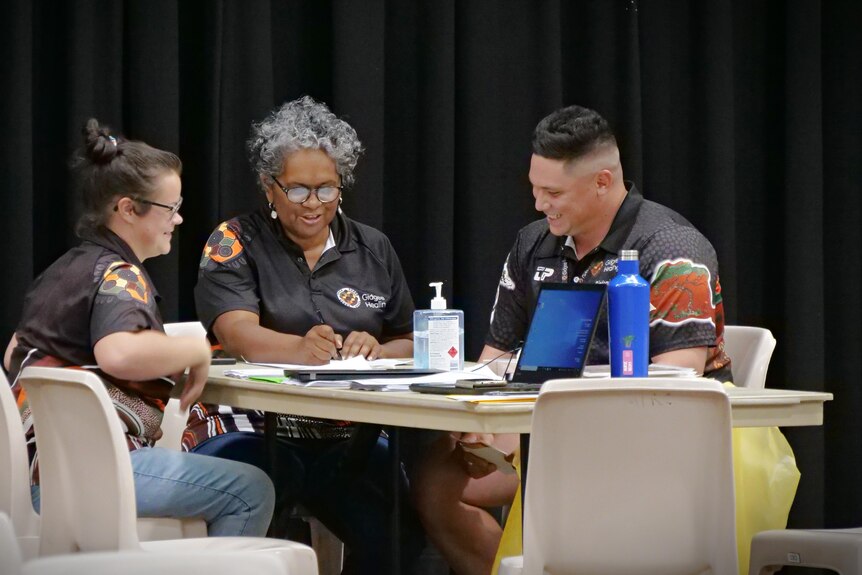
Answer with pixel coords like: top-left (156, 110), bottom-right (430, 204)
top-left (192, 431), bottom-right (426, 574)
top-left (31, 446), bottom-right (275, 537)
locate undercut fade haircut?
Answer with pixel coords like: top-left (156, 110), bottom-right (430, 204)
top-left (532, 105), bottom-right (617, 162)
top-left (247, 96), bottom-right (364, 191)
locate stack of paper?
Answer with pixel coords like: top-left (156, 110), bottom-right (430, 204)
top-left (224, 357), bottom-right (405, 379)
top-left (348, 367), bottom-right (500, 391)
top-left (224, 358), bottom-right (499, 391)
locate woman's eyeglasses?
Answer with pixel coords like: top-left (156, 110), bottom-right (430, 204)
top-left (271, 175), bottom-right (342, 204)
top-left (133, 196), bottom-right (183, 218)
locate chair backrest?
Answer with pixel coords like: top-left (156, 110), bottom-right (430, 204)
top-left (723, 326), bottom-right (776, 389)
top-left (0, 512), bottom-right (23, 575)
top-left (0, 371), bottom-right (40, 546)
top-left (162, 322), bottom-right (207, 339)
top-left (18, 367), bottom-right (141, 556)
top-left (155, 322), bottom-right (207, 450)
top-left (522, 378), bottom-right (738, 575)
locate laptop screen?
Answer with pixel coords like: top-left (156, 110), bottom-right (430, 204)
top-left (512, 283), bottom-right (606, 383)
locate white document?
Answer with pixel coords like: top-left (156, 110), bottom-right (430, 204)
top-left (348, 366), bottom-right (501, 391)
top-left (225, 357), bottom-right (406, 379)
top-left (223, 367), bottom-right (287, 379)
top-left (253, 356), bottom-right (406, 371)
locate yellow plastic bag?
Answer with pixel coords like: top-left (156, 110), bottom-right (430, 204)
top-left (493, 390), bottom-right (801, 575)
top-left (732, 423), bottom-right (801, 573)
top-left (492, 454), bottom-right (522, 575)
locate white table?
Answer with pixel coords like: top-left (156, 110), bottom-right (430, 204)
top-left (200, 363), bottom-right (832, 432)
top-left (199, 364), bottom-right (832, 572)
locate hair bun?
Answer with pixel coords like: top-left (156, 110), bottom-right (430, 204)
top-left (82, 118), bottom-right (120, 164)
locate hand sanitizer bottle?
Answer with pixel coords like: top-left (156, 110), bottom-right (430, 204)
top-left (413, 282), bottom-right (464, 371)
top-left (608, 249), bottom-right (650, 377)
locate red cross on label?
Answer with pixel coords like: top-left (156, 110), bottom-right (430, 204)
top-left (448, 347), bottom-right (458, 358)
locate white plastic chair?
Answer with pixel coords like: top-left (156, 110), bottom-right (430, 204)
top-left (3, 367), bottom-right (207, 551)
top-left (749, 528), bottom-right (862, 574)
top-left (723, 325), bottom-right (777, 389)
top-left (18, 366), bottom-right (318, 574)
top-left (159, 322), bottom-right (344, 574)
top-left (0, 511), bottom-right (287, 575)
top-left (0, 511), bottom-right (20, 575)
top-left (1, 370), bottom-right (40, 560)
top-left (162, 322), bottom-right (207, 339)
top-left (499, 378), bottom-right (738, 575)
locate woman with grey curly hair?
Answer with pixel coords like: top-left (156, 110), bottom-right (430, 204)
top-left (187, 96), bottom-right (424, 574)
top-left (248, 95), bottom-right (364, 190)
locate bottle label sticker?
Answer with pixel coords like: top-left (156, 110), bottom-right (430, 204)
top-left (429, 316), bottom-right (461, 371)
top-left (622, 349), bottom-right (634, 376)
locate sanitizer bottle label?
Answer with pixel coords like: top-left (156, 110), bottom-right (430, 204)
top-left (428, 316), bottom-right (461, 371)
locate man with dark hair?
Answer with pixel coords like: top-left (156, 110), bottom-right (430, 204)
top-left (486, 104), bottom-right (730, 376)
top-left (413, 105), bottom-right (730, 575)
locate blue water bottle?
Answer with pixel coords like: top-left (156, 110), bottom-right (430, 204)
top-left (608, 249), bottom-right (650, 377)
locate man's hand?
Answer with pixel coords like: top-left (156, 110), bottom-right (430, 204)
top-left (341, 331), bottom-right (382, 360)
top-left (453, 432), bottom-right (500, 479)
top-left (300, 324), bottom-right (343, 364)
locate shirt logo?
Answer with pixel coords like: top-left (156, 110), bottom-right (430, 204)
top-left (99, 262), bottom-right (149, 304)
top-left (499, 257), bottom-right (515, 291)
top-left (337, 288), bottom-right (361, 308)
top-left (200, 221), bottom-right (244, 269)
top-left (533, 266), bottom-right (554, 281)
top-left (362, 292), bottom-right (387, 309)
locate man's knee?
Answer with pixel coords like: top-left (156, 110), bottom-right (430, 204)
top-left (411, 457), bottom-right (463, 516)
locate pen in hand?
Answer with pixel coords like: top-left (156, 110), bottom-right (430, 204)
top-left (315, 308), bottom-right (343, 360)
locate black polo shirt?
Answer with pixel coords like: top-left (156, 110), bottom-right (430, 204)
top-left (195, 208), bottom-right (414, 342)
top-left (187, 209), bottom-right (415, 444)
top-left (10, 228), bottom-right (172, 477)
top-left (487, 185), bottom-right (732, 381)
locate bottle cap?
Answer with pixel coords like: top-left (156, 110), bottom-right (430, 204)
top-left (429, 282), bottom-right (446, 309)
top-left (620, 249), bottom-right (639, 261)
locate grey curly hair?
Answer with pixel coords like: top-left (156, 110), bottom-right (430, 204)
top-left (247, 96), bottom-right (364, 190)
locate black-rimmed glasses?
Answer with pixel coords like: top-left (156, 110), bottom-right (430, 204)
top-left (134, 196), bottom-right (183, 218)
top-left (271, 175), bottom-right (342, 204)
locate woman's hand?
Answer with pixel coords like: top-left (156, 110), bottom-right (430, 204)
top-left (300, 324), bottom-right (343, 364)
top-left (180, 339), bottom-right (212, 410)
top-left (341, 331), bottom-right (382, 360)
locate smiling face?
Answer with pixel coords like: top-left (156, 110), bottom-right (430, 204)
top-left (529, 154), bottom-right (603, 238)
top-left (133, 170), bottom-right (183, 260)
top-left (265, 148), bottom-right (341, 249)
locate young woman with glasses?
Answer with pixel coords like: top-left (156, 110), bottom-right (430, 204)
top-left (4, 119), bottom-right (276, 537)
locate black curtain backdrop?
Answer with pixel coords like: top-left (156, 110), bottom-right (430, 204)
top-left (2, 0), bottom-right (860, 532)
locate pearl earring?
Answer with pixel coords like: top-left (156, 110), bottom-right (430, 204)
top-left (268, 202), bottom-right (277, 219)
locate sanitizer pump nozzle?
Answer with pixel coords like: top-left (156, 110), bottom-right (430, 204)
top-left (429, 282), bottom-right (447, 310)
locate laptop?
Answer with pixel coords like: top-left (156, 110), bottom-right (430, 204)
top-left (410, 282), bottom-right (606, 394)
